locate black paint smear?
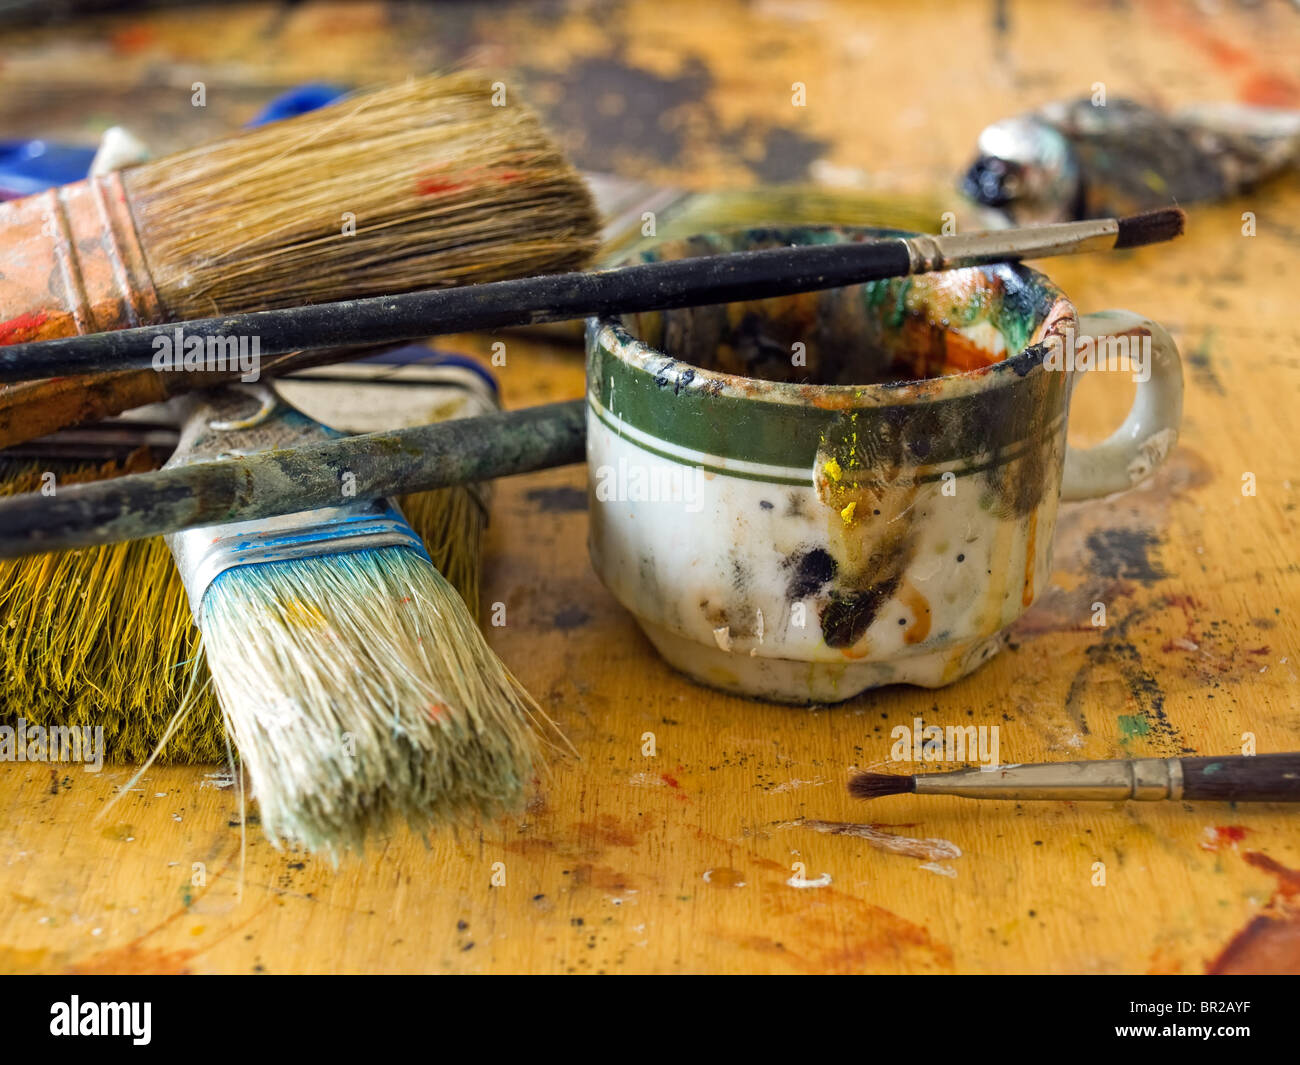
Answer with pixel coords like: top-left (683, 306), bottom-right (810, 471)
top-left (820, 576), bottom-right (900, 648)
top-left (524, 50), bottom-right (827, 182)
top-left (1187, 330), bottom-right (1227, 396)
top-left (784, 547), bottom-right (836, 600)
top-left (1085, 528), bottom-right (1167, 584)
top-left (526, 486), bottom-right (588, 512)
top-left (1062, 602), bottom-right (1182, 750)
top-left (553, 605), bottom-right (592, 630)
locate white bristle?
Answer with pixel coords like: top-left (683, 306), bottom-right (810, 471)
top-left (197, 545), bottom-right (547, 855)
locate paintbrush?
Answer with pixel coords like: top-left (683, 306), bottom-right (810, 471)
top-left (0, 349), bottom-right (496, 764)
top-left (156, 382), bottom-right (552, 854)
top-left (0, 70), bottom-right (598, 445)
top-left (849, 754), bottom-right (1300, 803)
top-left (0, 207), bottom-right (1184, 382)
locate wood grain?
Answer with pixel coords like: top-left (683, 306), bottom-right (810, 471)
top-left (1, 0), bottom-right (1298, 974)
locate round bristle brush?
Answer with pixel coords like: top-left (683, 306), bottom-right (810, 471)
top-left (0, 71), bottom-right (598, 448)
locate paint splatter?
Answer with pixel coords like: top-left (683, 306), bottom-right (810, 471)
top-left (552, 605), bottom-right (591, 630)
top-left (800, 819), bottom-right (962, 861)
top-left (0, 311), bottom-right (50, 346)
top-left (1208, 852), bottom-right (1300, 974)
top-left (525, 486), bottom-right (588, 512)
top-left (1200, 825), bottom-right (1248, 852)
top-left (765, 777), bottom-right (827, 794)
top-left (702, 868), bottom-right (746, 887)
top-left (787, 871), bottom-right (833, 889)
top-left (1085, 528), bottom-right (1167, 584)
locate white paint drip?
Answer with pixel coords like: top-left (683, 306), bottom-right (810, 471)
top-left (765, 777), bottom-right (828, 794)
top-left (787, 871), bottom-right (833, 889)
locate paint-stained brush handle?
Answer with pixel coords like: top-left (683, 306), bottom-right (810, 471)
top-left (1180, 754), bottom-right (1300, 802)
top-left (0, 398), bottom-right (586, 559)
top-left (0, 210), bottom-right (1185, 383)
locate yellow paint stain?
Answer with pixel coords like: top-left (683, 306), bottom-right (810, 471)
top-left (823, 457), bottom-right (842, 482)
top-left (282, 599), bottom-right (327, 628)
top-left (840, 501), bottom-right (856, 524)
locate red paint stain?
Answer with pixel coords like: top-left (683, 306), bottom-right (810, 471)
top-left (1244, 852), bottom-right (1300, 898)
top-left (1201, 825), bottom-right (1248, 852)
top-left (415, 164), bottom-right (527, 198)
top-left (1208, 852), bottom-right (1300, 974)
top-left (0, 310), bottom-right (50, 346)
top-left (110, 23), bottom-right (156, 55)
top-left (1159, 4), bottom-right (1300, 108)
top-left (660, 773), bottom-right (680, 789)
top-left (416, 176), bottom-right (466, 196)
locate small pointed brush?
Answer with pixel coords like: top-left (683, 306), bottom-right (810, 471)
top-left (849, 753), bottom-right (1300, 803)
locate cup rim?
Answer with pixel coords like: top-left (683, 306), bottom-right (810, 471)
top-left (588, 225), bottom-right (1077, 409)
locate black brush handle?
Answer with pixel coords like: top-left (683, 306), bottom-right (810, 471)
top-left (1181, 754), bottom-right (1300, 802)
top-left (0, 240), bottom-right (915, 382)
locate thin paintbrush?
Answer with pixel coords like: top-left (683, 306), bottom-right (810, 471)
top-left (849, 754), bottom-right (1300, 803)
top-left (0, 208), bottom-right (1184, 382)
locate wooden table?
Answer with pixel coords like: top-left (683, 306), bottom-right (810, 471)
top-left (1, 0), bottom-right (1297, 975)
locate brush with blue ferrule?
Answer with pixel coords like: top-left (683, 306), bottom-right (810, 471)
top-left (166, 385), bottom-right (550, 855)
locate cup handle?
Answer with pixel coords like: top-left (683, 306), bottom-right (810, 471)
top-left (1060, 309), bottom-right (1183, 501)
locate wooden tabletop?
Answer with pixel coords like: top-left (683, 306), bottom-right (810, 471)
top-left (1, 0), bottom-right (1297, 975)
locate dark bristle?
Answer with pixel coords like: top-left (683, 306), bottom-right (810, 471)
top-left (847, 772), bottom-right (916, 800)
top-left (1114, 207), bottom-right (1186, 250)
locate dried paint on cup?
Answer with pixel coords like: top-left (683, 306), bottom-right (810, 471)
top-left (585, 226), bottom-right (1182, 703)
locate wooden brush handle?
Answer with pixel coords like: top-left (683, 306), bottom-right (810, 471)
top-left (0, 347), bottom-right (390, 449)
top-left (1180, 754), bottom-right (1300, 802)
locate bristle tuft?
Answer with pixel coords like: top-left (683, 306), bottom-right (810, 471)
top-left (198, 545), bottom-right (552, 854)
top-left (125, 72), bottom-right (600, 319)
top-left (847, 772), bottom-right (916, 800)
top-left (1114, 207), bottom-right (1186, 250)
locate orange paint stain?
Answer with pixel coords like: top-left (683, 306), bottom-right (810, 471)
top-left (898, 580), bottom-right (932, 645)
top-left (1021, 510), bottom-right (1038, 608)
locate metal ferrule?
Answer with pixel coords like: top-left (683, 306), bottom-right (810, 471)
top-left (0, 170), bottom-right (165, 339)
top-left (168, 499), bottom-right (430, 621)
top-left (914, 757), bottom-right (1185, 802)
top-left (904, 218), bottom-right (1119, 274)
top-left (163, 386), bottom-right (432, 621)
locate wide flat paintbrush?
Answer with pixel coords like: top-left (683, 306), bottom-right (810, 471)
top-left (849, 753), bottom-right (1300, 803)
top-left (157, 382), bottom-right (552, 855)
top-left (0, 207), bottom-right (1183, 382)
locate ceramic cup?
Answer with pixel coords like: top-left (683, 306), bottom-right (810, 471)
top-left (585, 226), bottom-right (1182, 703)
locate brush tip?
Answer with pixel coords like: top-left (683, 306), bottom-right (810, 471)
top-left (1114, 207), bottom-right (1186, 249)
top-left (847, 771), bottom-right (916, 800)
